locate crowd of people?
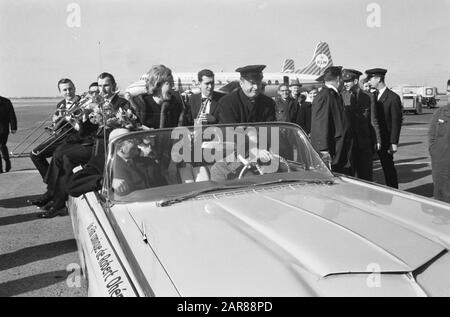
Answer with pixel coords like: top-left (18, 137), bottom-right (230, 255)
top-left (0, 65), bottom-right (449, 217)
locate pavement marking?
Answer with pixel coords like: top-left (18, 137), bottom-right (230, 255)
top-left (1, 169), bottom-right (39, 174)
top-left (374, 161), bottom-right (431, 165)
top-left (403, 127), bottom-right (429, 130)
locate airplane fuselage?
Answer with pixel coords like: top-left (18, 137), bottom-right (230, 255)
top-left (172, 72), bottom-right (320, 97)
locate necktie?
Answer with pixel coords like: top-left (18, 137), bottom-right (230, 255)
top-left (200, 97), bottom-right (210, 115)
top-left (373, 90), bottom-right (379, 100)
top-left (201, 97), bottom-right (210, 107)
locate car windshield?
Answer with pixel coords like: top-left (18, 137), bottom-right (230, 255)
top-left (106, 123), bottom-right (334, 203)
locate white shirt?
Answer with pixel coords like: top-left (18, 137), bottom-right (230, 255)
top-left (377, 86), bottom-right (387, 100)
top-left (66, 100), bottom-right (75, 110)
top-left (201, 94), bottom-right (211, 114)
top-left (325, 84), bottom-right (339, 94)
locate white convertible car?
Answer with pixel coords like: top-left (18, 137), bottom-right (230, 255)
top-left (68, 122), bottom-right (450, 297)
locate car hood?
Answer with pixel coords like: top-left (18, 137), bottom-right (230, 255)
top-left (124, 179), bottom-right (450, 296)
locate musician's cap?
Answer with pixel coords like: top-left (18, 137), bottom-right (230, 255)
top-left (236, 65), bottom-right (265, 82)
top-left (289, 78), bottom-right (302, 87)
top-left (342, 69), bottom-right (363, 81)
top-left (365, 68), bottom-right (387, 79)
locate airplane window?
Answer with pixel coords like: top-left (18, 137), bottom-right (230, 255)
top-left (275, 80), bottom-right (279, 85)
top-left (267, 80), bottom-right (272, 85)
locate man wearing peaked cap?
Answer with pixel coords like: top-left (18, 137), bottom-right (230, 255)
top-left (365, 68), bottom-right (387, 78)
top-left (310, 65), bottom-right (354, 174)
top-left (341, 68), bottom-right (381, 181)
top-left (216, 64), bottom-right (275, 123)
top-left (365, 67), bottom-right (402, 188)
top-left (342, 69), bottom-right (362, 81)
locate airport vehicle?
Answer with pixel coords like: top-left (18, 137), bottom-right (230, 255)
top-left (392, 86), bottom-right (423, 114)
top-left (125, 42), bottom-right (332, 97)
top-left (393, 85), bottom-right (439, 113)
top-left (419, 86), bottom-right (438, 108)
top-left (69, 122), bottom-right (450, 296)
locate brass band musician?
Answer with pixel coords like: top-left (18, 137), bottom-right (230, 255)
top-left (186, 69), bottom-right (225, 126)
top-left (32, 72), bottom-right (138, 218)
top-left (30, 78), bottom-right (80, 179)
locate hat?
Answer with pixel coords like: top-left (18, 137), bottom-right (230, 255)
top-left (322, 66), bottom-right (342, 81)
top-left (342, 69), bottom-right (363, 81)
top-left (235, 64), bottom-right (265, 81)
top-left (316, 74), bottom-right (325, 82)
top-left (289, 78), bottom-right (302, 87)
top-left (365, 68), bottom-right (387, 79)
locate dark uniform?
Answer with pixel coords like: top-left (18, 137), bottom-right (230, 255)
top-left (310, 66), bottom-right (352, 174)
top-left (341, 69), bottom-right (381, 181)
top-left (0, 96), bottom-right (17, 173)
top-left (297, 101), bottom-right (312, 135)
top-left (366, 68), bottom-right (402, 188)
top-left (216, 65), bottom-right (275, 124)
top-left (428, 102), bottom-right (450, 202)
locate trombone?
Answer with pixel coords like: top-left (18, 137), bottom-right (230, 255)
top-left (10, 93), bottom-right (93, 158)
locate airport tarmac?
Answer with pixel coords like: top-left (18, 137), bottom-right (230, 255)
top-left (0, 96), bottom-right (447, 296)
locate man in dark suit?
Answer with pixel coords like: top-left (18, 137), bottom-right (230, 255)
top-left (341, 69), bottom-right (381, 181)
top-left (0, 96), bottom-right (17, 173)
top-left (310, 66), bottom-right (353, 175)
top-left (216, 65), bottom-right (275, 124)
top-left (297, 88), bottom-right (317, 135)
top-left (30, 78), bottom-right (80, 180)
top-left (366, 68), bottom-right (403, 188)
top-left (273, 83), bottom-right (299, 123)
top-left (186, 69), bottom-right (225, 125)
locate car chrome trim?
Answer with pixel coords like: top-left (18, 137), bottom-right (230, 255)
top-left (128, 211), bottom-right (182, 296)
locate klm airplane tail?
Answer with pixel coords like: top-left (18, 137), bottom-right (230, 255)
top-left (295, 42), bottom-right (333, 75)
top-left (282, 42), bottom-right (333, 75)
top-left (281, 58), bottom-right (295, 73)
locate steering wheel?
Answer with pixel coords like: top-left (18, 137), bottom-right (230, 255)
top-left (237, 152), bottom-right (290, 179)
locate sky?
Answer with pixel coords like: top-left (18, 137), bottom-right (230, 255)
top-left (0, 0), bottom-right (449, 97)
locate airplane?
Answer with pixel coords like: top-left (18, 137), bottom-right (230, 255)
top-left (125, 41), bottom-right (333, 98)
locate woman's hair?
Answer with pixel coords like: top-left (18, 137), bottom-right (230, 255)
top-left (145, 65), bottom-right (173, 94)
